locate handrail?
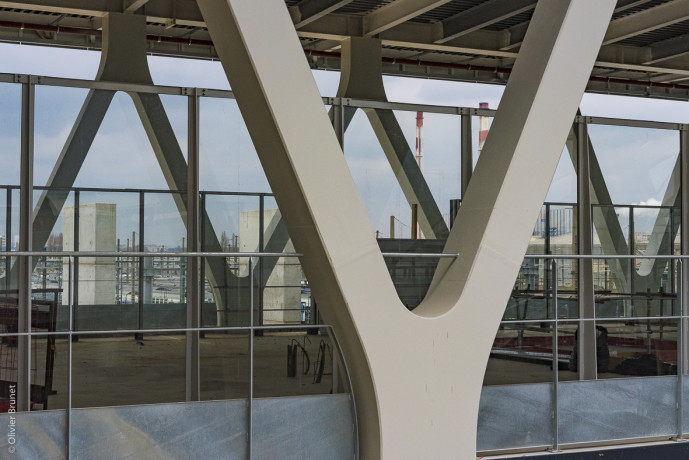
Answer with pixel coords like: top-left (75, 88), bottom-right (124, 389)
top-left (524, 254), bottom-right (686, 259)
top-left (2, 251), bottom-right (459, 258)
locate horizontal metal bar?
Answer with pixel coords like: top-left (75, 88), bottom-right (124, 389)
top-left (338, 98), bottom-right (461, 115)
top-left (0, 324), bottom-right (333, 338)
top-left (593, 203), bottom-right (678, 209)
top-left (523, 254), bottom-right (685, 260)
top-left (380, 252), bottom-right (459, 258)
top-left (2, 251), bottom-right (303, 257)
top-left (0, 186), bottom-right (677, 211)
top-left (3, 72), bottom-right (689, 129)
top-left (576, 114), bottom-right (684, 131)
top-left (0, 316), bottom-right (682, 337)
top-left (1, 184), bottom-right (276, 197)
top-left (2, 251), bottom-right (458, 258)
top-left (499, 316), bottom-right (684, 325)
top-left (0, 72), bottom-right (236, 99)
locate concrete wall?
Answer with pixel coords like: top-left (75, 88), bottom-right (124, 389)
top-left (62, 203), bottom-right (116, 305)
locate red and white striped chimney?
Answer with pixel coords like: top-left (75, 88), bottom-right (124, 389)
top-left (478, 102), bottom-right (489, 151)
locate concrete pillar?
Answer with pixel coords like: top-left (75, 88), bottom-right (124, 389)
top-left (61, 203), bottom-right (116, 306)
top-left (199, 0), bottom-right (614, 458)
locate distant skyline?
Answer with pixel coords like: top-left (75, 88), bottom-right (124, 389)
top-left (0, 42), bottom-right (688, 242)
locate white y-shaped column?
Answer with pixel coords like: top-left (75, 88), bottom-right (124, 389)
top-left (198, 0), bottom-right (614, 458)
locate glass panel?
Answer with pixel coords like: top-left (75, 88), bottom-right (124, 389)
top-left (32, 189), bottom-right (72, 255)
top-left (202, 194), bottom-right (260, 328)
top-left (71, 332), bottom-right (186, 408)
top-left (143, 191), bottom-right (186, 328)
top-left (261, 196), bottom-right (304, 326)
top-left (66, 192), bottom-right (139, 331)
top-left (588, 125), bottom-right (679, 206)
top-left (556, 321), bottom-right (579, 382)
top-left (593, 206), bottom-right (631, 312)
top-left (0, 84), bottom-right (21, 187)
top-left (545, 147), bottom-right (577, 203)
top-left (159, 94), bottom-right (188, 160)
top-left (527, 205), bottom-right (547, 255)
top-left (200, 330), bottom-right (249, 401)
top-left (599, 318), bottom-right (678, 378)
top-left (252, 330), bottom-right (343, 398)
top-left (509, 258), bottom-right (550, 318)
top-left (34, 86), bottom-right (89, 187)
top-left (200, 98), bottom-right (269, 193)
top-left (0, 330), bottom-right (66, 412)
top-left (344, 109), bottom-right (411, 239)
top-left (30, 334), bottom-right (68, 411)
top-left (484, 321), bottom-right (554, 385)
top-left (0, 191), bottom-right (9, 291)
top-left (391, 110), bottom-right (461, 229)
top-left (10, 189), bottom-right (19, 254)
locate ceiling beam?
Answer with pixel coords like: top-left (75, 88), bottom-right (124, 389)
top-left (433, 0), bottom-right (536, 44)
top-left (501, 0), bottom-right (666, 51)
top-left (644, 32), bottom-right (689, 64)
top-left (124, 0), bottom-right (150, 14)
top-left (289, 0), bottom-right (354, 29)
top-left (613, 0), bottom-right (655, 14)
top-left (603, 0), bottom-right (689, 45)
top-left (362, 0), bottom-right (452, 37)
top-left (0, 0), bottom-right (206, 27)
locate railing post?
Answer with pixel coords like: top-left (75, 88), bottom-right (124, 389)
top-left (185, 92), bottom-right (201, 401)
top-left (681, 128), bottom-right (689, 378)
top-left (4, 189), bottom-right (11, 291)
top-left (136, 191), bottom-right (144, 341)
top-left (248, 257), bottom-right (254, 459)
top-left (67, 255), bottom-right (74, 459)
top-left (677, 259), bottom-right (684, 440)
top-left (258, 195), bottom-right (264, 331)
top-left (17, 76), bottom-right (35, 412)
top-left (551, 259), bottom-right (559, 452)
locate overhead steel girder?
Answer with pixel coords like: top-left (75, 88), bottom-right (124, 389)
top-left (198, 0), bottom-right (614, 458)
top-left (332, 37), bottom-right (449, 240)
top-left (289, 0), bottom-right (355, 29)
top-left (362, 0), bottom-right (453, 37)
top-left (603, 0), bottom-right (689, 46)
top-left (433, 0), bottom-right (536, 44)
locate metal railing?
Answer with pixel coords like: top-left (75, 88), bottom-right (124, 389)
top-left (510, 253), bottom-right (688, 452)
top-left (0, 252), bottom-right (361, 460)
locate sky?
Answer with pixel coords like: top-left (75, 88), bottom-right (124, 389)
top-left (1, 42), bottom-right (688, 246)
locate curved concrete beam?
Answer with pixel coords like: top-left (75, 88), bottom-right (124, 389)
top-left (199, 1), bottom-right (614, 459)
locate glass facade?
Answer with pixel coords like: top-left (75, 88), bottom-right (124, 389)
top-left (1, 75), bottom-right (688, 457)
